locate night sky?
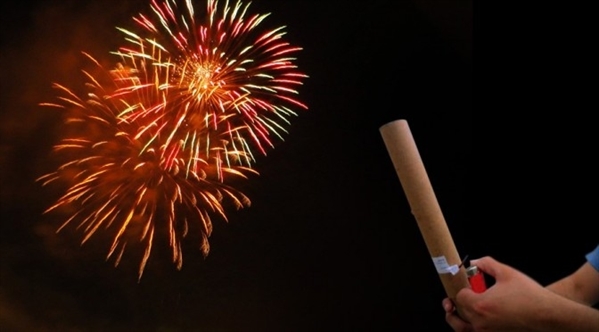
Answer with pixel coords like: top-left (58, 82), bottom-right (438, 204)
top-left (1, 1), bottom-right (596, 331)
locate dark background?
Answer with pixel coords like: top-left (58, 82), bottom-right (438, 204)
top-left (1, 1), bottom-right (596, 331)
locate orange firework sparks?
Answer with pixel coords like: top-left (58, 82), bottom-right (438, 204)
top-left (40, 0), bottom-right (306, 280)
top-left (39, 53), bottom-right (256, 280)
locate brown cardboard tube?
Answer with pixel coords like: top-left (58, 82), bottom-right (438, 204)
top-left (379, 119), bottom-right (469, 301)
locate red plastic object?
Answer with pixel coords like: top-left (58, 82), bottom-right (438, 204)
top-left (467, 266), bottom-right (487, 293)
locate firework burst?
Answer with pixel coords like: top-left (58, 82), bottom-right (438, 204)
top-left (39, 0), bottom-right (307, 280)
top-left (114, 0), bottom-right (308, 174)
top-left (39, 53), bottom-right (255, 280)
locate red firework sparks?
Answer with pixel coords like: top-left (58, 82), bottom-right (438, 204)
top-left (113, 0), bottom-right (308, 176)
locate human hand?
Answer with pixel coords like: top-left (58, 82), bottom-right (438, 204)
top-left (442, 256), bottom-right (556, 331)
top-left (442, 296), bottom-right (473, 332)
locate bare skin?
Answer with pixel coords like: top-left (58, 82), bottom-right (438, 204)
top-left (442, 256), bottom-right (599, 332)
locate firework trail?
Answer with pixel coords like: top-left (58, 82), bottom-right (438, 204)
top-left (114, 0), bottom-right (309, 176)
top-left (39, 0), bottom-right (307, 280)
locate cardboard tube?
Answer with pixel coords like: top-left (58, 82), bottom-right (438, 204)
top-left (379, 119), bottom-right (469, 301)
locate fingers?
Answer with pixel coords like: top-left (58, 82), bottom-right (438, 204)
top-left (470, 256), bottom-right (503, 279)
top-left (443, 297), bottom-right (474, 331)
top-left (455, 286), bottom-right (477, 306)
top-left (442, 297), bottom-right (455, 313)
top-left (445, 306), bottom-right (474, 331)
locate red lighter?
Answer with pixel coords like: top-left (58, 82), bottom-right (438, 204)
top-left (466, 265), bottom-right (487, 293)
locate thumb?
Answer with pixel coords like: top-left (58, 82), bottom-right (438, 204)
top-left (469, 256), bottom-right (504, 279)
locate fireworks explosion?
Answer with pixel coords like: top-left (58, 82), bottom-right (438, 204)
top-left (114, 0), bottom-right (308, 175)
top-left (39, 0), bottom-right (307, 280)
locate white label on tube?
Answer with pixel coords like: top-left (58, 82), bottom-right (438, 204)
top-left (432, 256), bottom-right (459, 275)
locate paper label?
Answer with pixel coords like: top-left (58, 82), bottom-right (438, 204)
top-left (432, 255), bottom-right (459, 275)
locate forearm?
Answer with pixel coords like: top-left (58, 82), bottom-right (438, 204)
top-left (535, 293), bottom-right (599, 332)
top-left (547, 276), bottom-right (579, 302)
top-left (547, 263), bottom-right (599, 306)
